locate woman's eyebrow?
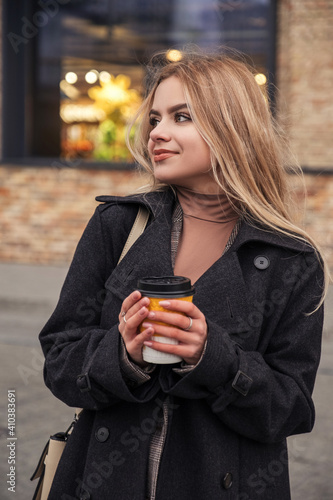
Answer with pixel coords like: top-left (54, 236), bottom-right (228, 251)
top-left (149, 103), bottom-right (189, 117)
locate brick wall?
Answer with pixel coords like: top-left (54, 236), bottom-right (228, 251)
top-left (289, 173), bottom-right (333, 270)
top-left (275, 0), bottom-right (333, 271)
top-left (276, 0), bottom-right (333, 169)
top-left (0, 165), bottom-right (332, 272)
top-left (0, 166), bottom-right (147, 264)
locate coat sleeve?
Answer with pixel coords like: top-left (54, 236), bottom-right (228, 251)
top-left (39, 206), bottom-right (159, 410)
top-left (159, 251), bottom-right (324, 444)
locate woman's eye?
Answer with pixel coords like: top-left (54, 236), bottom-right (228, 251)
top-left (175, 113), bottom-right (191, 123)
top-left (149, 117), bottom-right (159, 128)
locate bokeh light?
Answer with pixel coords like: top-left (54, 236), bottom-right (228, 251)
top-left (65, 72), bottom-right (78, 84)
top-left (166, 49), bottom-right (182, 62)
top-left (255, 73), bottom-right (267, 86)
top-left (85, 70), bottom-right (99, 84)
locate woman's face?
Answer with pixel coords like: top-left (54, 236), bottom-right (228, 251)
top-left (147, 76), bottom-right (213, 191)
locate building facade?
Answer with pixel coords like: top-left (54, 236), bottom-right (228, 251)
top-left (0, 0), bottom-right (332, 269)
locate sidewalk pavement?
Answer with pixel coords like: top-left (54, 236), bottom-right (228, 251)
top-left (0, 262), bottom-right (332, 500)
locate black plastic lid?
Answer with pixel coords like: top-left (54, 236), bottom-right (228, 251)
top-left (137, 276), bottom-right (195, 297)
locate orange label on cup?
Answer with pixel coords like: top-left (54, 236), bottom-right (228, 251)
top-left (140, 295), bottom-right (193, 336)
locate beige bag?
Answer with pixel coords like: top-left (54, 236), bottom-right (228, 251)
top-left (30, 408), bottom-right (83, 500)
top-left (31, 205), bottom-right (149, 499)
top-left (42, 435), bottom-right (67, 499)
top-left (30, 413), bottom-right (79, 500)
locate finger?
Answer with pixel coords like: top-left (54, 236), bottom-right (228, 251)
top-left (119, 292), bottom-right (149, 321)
top-left (143, 338), bottom-right (192, 358)
top-left (120, 306), bottom-right (149, 333)
top-left (142, 321), bottom-right (202, 345)
top-left (134, 326), bottom-right (154, 346)
top-left (143, 311), bottom-right (194, 333)
top-left (125, 297), bottom-right (150, 320)
top-left (143, 336), bottom-right (204, 365)
top-left (157, 300), bottom-right (203, 319)
top-left (120, 290), bottom-right (142, 316)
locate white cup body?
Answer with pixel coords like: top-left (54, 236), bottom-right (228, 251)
top-left (142, 337), bottom-right (182, 364)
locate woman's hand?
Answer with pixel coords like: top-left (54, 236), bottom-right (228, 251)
top-left (142, 300), bottom-right (208, 365)
top-left (118, 291), bottom-right (153, 367)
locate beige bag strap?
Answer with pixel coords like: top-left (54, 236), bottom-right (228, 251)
top-left (74, 205), bottom-right (149, 419)
top-left (118, 205), bottom-right (150, 264)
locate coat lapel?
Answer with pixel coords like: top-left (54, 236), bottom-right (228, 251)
top-left (194, 249), bottom-right (257, 350)
top-left (105, 197), bottom-right (175, 301)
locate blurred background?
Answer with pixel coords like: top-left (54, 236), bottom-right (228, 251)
top-left (0, 0), bottom-right (332, 499)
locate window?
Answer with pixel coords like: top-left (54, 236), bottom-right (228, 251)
top-left (2, 0), bottom-right (276, 168)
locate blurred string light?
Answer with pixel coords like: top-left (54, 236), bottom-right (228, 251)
top-left (255, 73), bottom-right (267, 86)
top-left (85, 70), bottom-right (99, 84)
top-left (65, 72), bottom-right (78, 84)
top-left (60, 80), bottom-right (80, 99)
top-left (60, 104), bottom-right (106, 123)
top-left (99, 71), bottom-right (111, 83)
top-left (166, 49), bottom-right (182, 62)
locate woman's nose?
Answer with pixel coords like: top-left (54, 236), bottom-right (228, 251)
top-left (149, 121), bottom-right (171, 142)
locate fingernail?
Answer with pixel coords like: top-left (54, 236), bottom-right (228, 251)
top-left (142, 322), bottom-right (153, 328)
top-left (139, 307), bottom-right (147, 316)
top-left (148, 311), bottom-right (156, 319)
top-left (159, 301), bottom-right (171, 307)
top-left (133, 291), bottom-right (140, 299)
top-left (143, 341), bottom-right (153, 347)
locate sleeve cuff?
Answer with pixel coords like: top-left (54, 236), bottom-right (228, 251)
top-left (119, 337), bottom-right (156, 386)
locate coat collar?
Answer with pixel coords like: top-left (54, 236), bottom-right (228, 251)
top-left (96, 189), bottom-right (175, 221)
top-left (96, 189), bottom-right (314, 255)
top-left (231, 219), bottom-right (314, 254)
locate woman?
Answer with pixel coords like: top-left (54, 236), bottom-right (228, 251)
top-left (40, 49), bottom-right (327, 500)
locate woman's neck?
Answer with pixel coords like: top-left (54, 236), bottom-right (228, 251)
top-left (175, 185), bottom-right (238, 223)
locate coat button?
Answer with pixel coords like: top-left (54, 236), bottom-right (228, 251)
top-left (254, 255), bottom-right (270, 270)
top-left (222, 472), bottom-right (233, 489)
top-left (95, 427), bottom-right (109, 443)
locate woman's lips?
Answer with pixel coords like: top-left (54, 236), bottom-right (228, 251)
top-left (153, 150), bottom-right (178, 162)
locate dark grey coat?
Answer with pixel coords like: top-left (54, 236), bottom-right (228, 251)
top-left (40, 188), bottom-right (324, 500)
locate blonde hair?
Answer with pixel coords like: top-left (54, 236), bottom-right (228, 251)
top-left (127, 48), bottom-right (329, 309)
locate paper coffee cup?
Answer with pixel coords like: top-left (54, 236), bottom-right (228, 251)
top-left (137, 276), bottom-right (195, 364)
